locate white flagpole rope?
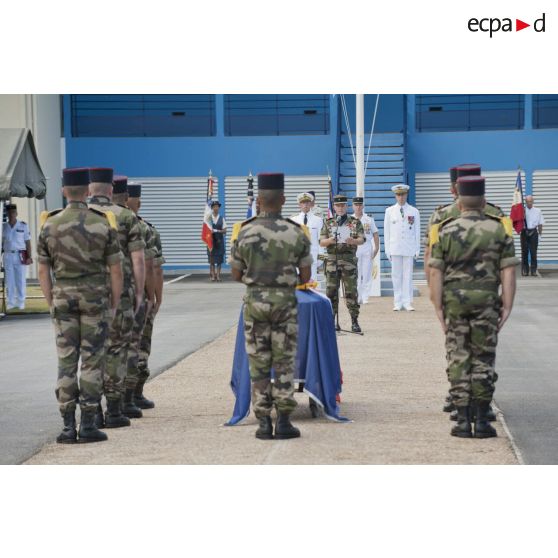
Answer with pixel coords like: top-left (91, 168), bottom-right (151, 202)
top-left (364, 94), bottom-right (380, 177)
top-left (340, 94), bottom-right (357, 168)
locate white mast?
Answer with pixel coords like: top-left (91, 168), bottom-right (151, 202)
top-left (356, 94), bottom-right (365, 198)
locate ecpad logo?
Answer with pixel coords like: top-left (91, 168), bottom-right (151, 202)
top-left (468, 13), bottom-right (546, 37)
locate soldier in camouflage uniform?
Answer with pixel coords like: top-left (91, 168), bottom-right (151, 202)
top-left (230, 173), bottom-right (312, 440)
top-left (88, 168), bottom-right (146, 428)
top-left (135, 211), bottom-right (165, 409)
top-left (428, 175), bottom-right (518, 438)
top-left (319, 194), bottom-right (365, 333)
top-left (424, 164), bottom-right (505, 419)
top-left (37, 168), bottom-right (123, 444)
top-left (122, 181), bottom-right (157, 418)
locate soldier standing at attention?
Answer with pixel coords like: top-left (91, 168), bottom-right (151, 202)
top-left (230, 173), bottom-right (312, 440)
top-left (320, 194), bottom-right (365, 332)
top-left (88, 168), bottom-right (145, 428)
top-left (37, 168), bottom-right (123, 444)
top-left (124, 181), bottom-right (157, 417)
top-left (424, 164), bottom-right (503, 419)
top-left (135, 207), bottom-right (165, 409)
top-left (428, 175), bottom-right (518, 439)
top-left (384, 184), bottom-right (421, 312)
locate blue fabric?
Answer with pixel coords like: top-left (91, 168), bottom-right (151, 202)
top-left (226, 289), bottom-right (350, 425)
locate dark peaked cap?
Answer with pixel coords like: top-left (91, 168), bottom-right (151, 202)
top-left (457, 176), bottom-right (485, 196)
top-left (258, 173), bottom-right (284, 190)
top-left (456, 164), bottom-right (481, 178)
top-left (63, 168), bottom-right (90, 187)
top-left (89, 167), bottom-right (114, 183)
top-left (113, 175), bottom-right (128, 194)
top-left (128, 183), bottom-right (142, 198)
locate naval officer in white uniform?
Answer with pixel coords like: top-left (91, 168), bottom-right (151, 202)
top-left (351, 196), bottom-right (379, 304)
top-left (291, 192), bottom-right (323, 282)
top-left (384, 185), bottom-right (420, 311)
top-left (2, 203), bottom-right (33, 310)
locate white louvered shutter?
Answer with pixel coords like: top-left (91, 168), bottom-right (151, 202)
top-left (532, 171), bottom-right (558, 262)
top-left (131, 176), bottom-right (218, 268)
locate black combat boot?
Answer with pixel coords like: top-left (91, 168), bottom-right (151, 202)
top-left (134, 378), bottom-right (155, 409)
top-left (485, 405), bottom-right (497, 422)
top-left (122, 388), bottom-right (143, 418)
top-left (56, 409), bottom-right (77, 444)
top-left (94, 403), bottom-right (105, 429)
top-left (351, 317), bottom-right (362, 333)
top-left (104, 397), bottom-right (131, 428)
top-left (449, 409), bottom-right (458, 421)
top-left (274, 413), bottom-right (301, 440)
top-left (443, 400), bottom-right (455, 413)
top-left (473, 402), bottom-right (497, 438)
top-left (450, 406), bottom-right (473, 438)
top-left (255, 416), bottom-right (273, 440)
top-left (78, 409), bottom-right (108, 443)
top-left (309, 398), bottom-right (320, 418)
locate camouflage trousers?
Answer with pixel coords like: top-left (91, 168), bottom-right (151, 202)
top-left (325, 255), bottom-right (359, 319)
top-left (444, 291), bottom-right (500, 407)
top-left (125, 299), bottom-right (148, 390)
top-left (50, 282), bottom-right (110, 414)
top-left (243, 288), bottom-right (298, 418)
top-left (104, 286), bottom-right (135, 400)
top-left (138, 308), bottom-right (156, 383)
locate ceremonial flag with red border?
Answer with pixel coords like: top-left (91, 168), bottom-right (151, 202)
top-left (201, 175), bottom-right (214, 251)
top-left (510, 170), bottom-right (526, 234)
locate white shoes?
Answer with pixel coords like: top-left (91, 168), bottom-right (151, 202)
top-left (403, 304), bottom-right (415, 311)
top-left (393, 305), bottom-right (402, 311)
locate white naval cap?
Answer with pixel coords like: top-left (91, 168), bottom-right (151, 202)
top-left (391, 184), bottom-right (410, 194)
top-left (297, 192), bottom-right (314, 203)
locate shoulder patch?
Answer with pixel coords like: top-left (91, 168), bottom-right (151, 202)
top-left (231, 222), bottom-right (243, 243)
top-left (40, 209), bottom-right (62, 228)
top-left (429, 217), bottom-right (454, 248)
top-left (487, 215), bottom-right (513, 237)
top-left (89, 207), bottom-right (118, 230)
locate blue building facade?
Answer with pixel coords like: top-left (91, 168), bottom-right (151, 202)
top-left (63, 94), bottom-right (558, 266)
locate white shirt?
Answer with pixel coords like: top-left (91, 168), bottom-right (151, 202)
top-left (383, 202), bottom-right (421, 257)
top-left (525, 206), bottom-right (544, 230)
top-left (352, 213), bottom-right (378, 256)
top-left (291, 211), bottom-right (323, 256)
top-left (2, 219), bottom-right (30, 252)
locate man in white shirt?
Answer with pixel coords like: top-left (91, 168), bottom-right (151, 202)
top-left (384, 185), bottom-right (420, 311)
top-left (291, 192), bottom-right (323, 282)
top-left (352, 196), bottom-right (379, 304)
top-left (2, 204), bottom-right (33, 310)
top-left (521, 195), bottom-right (545, 276)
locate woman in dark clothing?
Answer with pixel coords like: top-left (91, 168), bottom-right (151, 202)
top-left (207, 201), bottom-right (227, 281)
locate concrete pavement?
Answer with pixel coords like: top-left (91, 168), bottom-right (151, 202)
top-left (0, 276), bottom-right (244, 464)
top-left (27, 287), bottom-right (518, 465)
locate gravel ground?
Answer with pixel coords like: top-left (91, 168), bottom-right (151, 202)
top-left (26, 288), bottom-right (518, 465)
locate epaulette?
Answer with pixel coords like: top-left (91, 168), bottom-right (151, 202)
top-left (486, 214), bottom-right (514, 236)
top-left (429, 217), bottom-right (455, 248)
top-left (39, 209), bottom-right (62, 228)
top-left (20, 220), bottom-right (27, 224)
top-left (143, 219), bottom-right (154, 228)
top-left (486, 201), bottom-right (501, 209)
top-left (241, 216), bottom-right (257, 227)
top-left (117, 203), bottom-right (128, 209)
top-left (435, 203), bottom-right (452, 211)
top-left (286, 217), bottom-right (302, 228)
top-left (89, 207), bottom-right (118, 230)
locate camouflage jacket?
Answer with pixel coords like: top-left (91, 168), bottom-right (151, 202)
top-left (229, 212), bottom-right (312, 289)
top-left (428, 210), bottom-right (519, 292)
top-left (144, 220), bottom-right (165, 267)
top-left (89, 196), bottom-right (145, 287)
top-left (320, 215), bottom-right (365, 257)
top-left (37, 201), bottom-right (122, 283)
top-left (424, 200), bottom-right (505, 248)
top-left (135, 214), bottom-right (157, 261)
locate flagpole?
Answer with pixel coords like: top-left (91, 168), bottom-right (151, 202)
top-left (356, 94), bottom-right (365, 199)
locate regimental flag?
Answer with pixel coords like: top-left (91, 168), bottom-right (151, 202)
top-left (510, 170), bottom-right (526, 234)
top-left (246, 172), bottom-right (256, 218)
top-left (201, 173), bottom-right (214, 251)
top-left (327, 175), bottom-right (334, 219)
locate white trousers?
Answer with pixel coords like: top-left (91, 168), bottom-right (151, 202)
top-left (357, 252), bottom-right (373, 303)
top-left (4, 252), bottom-right (27, 308)
top-left (391, 255), bottom-right (414, 307)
